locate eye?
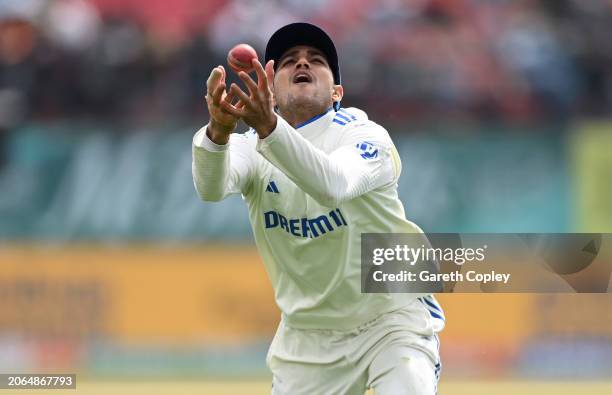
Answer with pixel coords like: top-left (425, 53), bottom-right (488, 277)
top-left (281, 58), bottom-right (295, 67)
top-left (311, 57), bottom-right (324, 64)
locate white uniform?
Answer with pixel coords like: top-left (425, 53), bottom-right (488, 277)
top-left (192, 107), bottom-right (444, 394)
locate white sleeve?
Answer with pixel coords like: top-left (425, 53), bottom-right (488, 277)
top-left (192, 124), bottom-right (257, 201)
top-left (256, 116), bottom-right (401, 207)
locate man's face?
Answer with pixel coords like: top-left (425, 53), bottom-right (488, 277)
top-left (273, 45), bottom-right (342, 115)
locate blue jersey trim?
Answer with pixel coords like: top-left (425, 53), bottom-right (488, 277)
top-left (419, 297), bottom-right (445, 321)
top-left (428, 310), bottom-right (444, 320)
top-left (423, 296), bottom-right (443, 313)
top-left (338, 108), bottom-right (357, 120)
top-left (295, 107), bottom-right (334, 129)
top-left (335, 112), bottom-right (351, 122)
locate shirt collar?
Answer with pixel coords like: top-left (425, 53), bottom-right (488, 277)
top-left (293, 107), bottom-right (334, 139)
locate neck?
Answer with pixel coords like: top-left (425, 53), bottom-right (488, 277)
top-left (279, 103), bottom-right (331, 128)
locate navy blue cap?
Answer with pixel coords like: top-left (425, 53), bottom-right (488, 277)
top-left (265, 22), bottom-right (341, 85)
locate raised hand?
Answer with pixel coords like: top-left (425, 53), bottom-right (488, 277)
top-left (205, 65), bottom-right (244, 144)
top-left (220, 59), bottom-right (277, 138)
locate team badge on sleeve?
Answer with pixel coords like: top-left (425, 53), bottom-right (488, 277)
top-left (356, 141), bottom-right (379, 160)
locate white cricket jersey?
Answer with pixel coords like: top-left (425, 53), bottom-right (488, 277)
top-left (192, 107), bottom-right (444, 331)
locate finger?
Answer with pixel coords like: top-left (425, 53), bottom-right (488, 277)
top-left (220, 99), bottom-right (246, 118)
top-left (224, 90), bottom-right (243, 109)
top-left (219, 65), bottom-right (226, 82)
top-left (222, 90), bottom-right (233, 105)
top-left (237, 72), bottom-right (259, 98)
top-left (253, 59), bottom-right (268, 91)
top-left (211, 82), bottom-right (226, 106)
top-left (206, 66), bottom-right (223, 93)
top-left (230, 83), bottom-right (254, 108)
top-left (265, 60), bottom-right (275, 90)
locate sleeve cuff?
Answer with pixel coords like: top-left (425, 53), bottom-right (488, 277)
top-left (193, 124), bottom-right (229, 152)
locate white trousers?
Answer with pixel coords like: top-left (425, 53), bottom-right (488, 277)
top-left (268, 301), bottom-right (443, 395)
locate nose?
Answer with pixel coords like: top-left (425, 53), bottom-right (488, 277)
top-left (295, 57), bottom-right (310, 69)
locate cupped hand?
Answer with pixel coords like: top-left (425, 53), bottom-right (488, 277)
top-left (220, 59), bottom-right (277, 137)
top-left (205, 65), bottom-right (244, 142)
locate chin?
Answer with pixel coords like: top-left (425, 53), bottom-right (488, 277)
top-left (285, 95), bottom-right (324, 112)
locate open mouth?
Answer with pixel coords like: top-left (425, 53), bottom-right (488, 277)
top-left (292, 72), bottom-right (313, 84)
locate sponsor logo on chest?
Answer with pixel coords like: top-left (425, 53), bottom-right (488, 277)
top-left (264, 208), bottom-right (348, 238)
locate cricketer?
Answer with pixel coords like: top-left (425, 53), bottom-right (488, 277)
top-left (192, 22), bottom-right (444, 395)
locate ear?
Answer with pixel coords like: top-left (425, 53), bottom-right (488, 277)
top-left (332, 85), bottom-right (344, 103)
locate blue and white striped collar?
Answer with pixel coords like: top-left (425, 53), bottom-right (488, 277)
top-left (284, 107), bottom-right (359, 140)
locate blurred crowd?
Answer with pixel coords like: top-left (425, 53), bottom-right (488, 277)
top-left (1, 0), bottom-right (612, 132)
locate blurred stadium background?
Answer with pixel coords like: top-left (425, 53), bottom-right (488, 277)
top-left (0, 0), bottom-right (611, 393)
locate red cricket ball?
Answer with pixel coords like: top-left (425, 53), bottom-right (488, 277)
top-left (227, 43), bottom-right (258, 73)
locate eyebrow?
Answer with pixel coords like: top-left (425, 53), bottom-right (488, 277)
top-left (279, 49), bottom-right (326, 63)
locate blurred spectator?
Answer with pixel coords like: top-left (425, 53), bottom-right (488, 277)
top-left (1, 0), bottom-right (612, 128)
